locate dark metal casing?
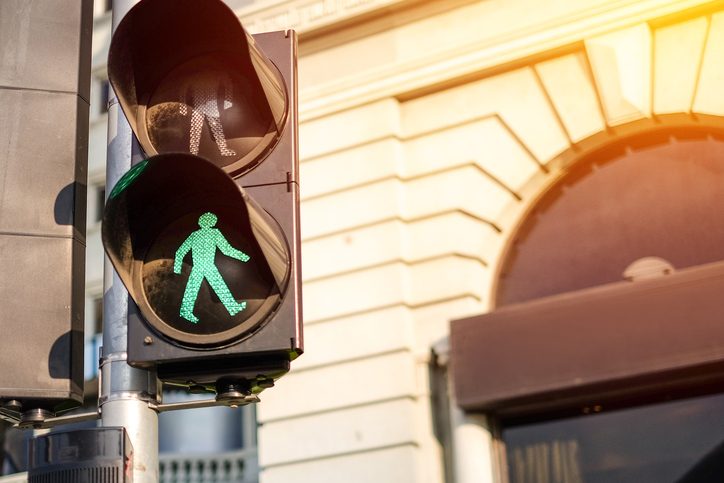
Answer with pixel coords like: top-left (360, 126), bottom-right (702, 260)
top-left (126, 32), bottom-right (301, 389)
top-left (0, 0), bottom-right (91, 413)
top-left (105, 0), bottom-right (301, 391)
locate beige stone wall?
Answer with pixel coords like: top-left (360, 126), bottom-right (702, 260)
top-left (246, 1), bottom-right (724, 482)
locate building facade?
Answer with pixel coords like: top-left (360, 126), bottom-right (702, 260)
top-left (74, 0), bottom-right (724, 482)
top-left (241, 0), bottom-right (724, 482)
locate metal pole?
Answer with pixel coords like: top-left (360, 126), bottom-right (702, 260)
top-left (101, 2), bottom-right (160, 482)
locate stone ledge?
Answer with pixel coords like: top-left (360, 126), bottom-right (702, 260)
top-left (238, 0), bottom-right (413, 35)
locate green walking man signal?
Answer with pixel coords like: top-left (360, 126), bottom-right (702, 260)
top-left (174, 212), bottom-right (251, 323)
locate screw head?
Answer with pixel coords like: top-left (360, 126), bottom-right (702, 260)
top-left (143, 336), bottom-right (153, 345)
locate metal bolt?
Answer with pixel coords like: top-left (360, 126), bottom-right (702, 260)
top-left (143, 336), bottom-right (153, 345)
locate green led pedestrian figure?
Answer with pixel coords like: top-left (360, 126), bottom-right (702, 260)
top-left (173, 212), bottom-right (250, 323)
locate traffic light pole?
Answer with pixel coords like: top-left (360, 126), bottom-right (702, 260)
top-left (100, 1), bottom-right (160, 482)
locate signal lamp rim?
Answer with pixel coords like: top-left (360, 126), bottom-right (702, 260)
top-left (136, 292), bottom-right (283, 349)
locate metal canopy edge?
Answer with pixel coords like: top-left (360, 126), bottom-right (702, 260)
top-left (450, 259), bottom-right (724, 419)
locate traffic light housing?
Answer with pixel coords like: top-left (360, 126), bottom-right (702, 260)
top-left (103, 0), bottom-right (301, 395)
top-left (0, 0), bottom-right (92, 421)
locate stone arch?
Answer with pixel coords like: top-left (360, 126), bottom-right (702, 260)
top-left (482, 11), bottom-right (724, 306)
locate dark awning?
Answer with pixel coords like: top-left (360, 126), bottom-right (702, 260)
top-left (450, 260), bottom-right (724, 419)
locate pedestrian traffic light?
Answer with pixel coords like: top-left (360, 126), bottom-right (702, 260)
top-left (103, 0), bottom-right (301, 399)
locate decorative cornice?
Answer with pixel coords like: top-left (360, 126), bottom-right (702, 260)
top-left (237, 0), bottom-right (408, 34)
top-left (280, 0), bottom-right (717, 122)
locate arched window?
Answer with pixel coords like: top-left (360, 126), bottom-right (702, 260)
top-left (495, 128), bottom-right (724, 306)
top-left (451, 128), bottom-right (724, 482)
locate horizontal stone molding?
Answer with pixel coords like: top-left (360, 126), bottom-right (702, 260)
top-left (260, 398), bottom-right (418, 466)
